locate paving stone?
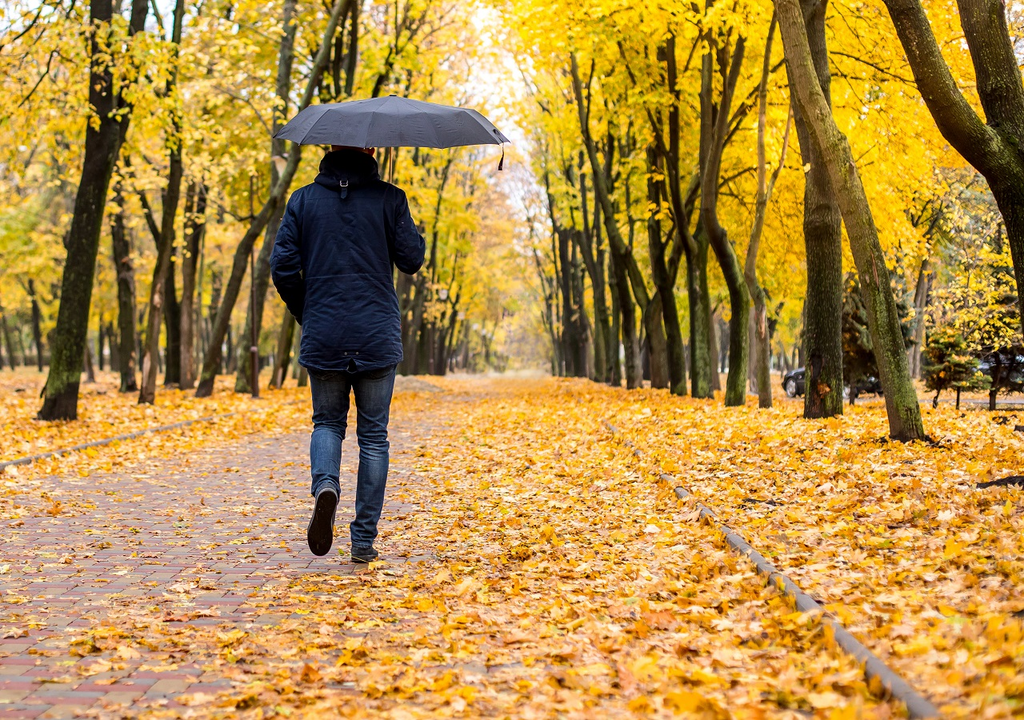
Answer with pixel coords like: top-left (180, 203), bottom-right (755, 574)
top-left (0, 684), bottom-right (38, 693)
top-left (0, 709), bottom-right (47, 719)
top-left (38, 707), bottom-right (94, 719)
top-left (0, 689), bottom-right (31, 703)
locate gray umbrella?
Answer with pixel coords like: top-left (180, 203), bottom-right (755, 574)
top-left (274, 96), bottom-right (511, 149)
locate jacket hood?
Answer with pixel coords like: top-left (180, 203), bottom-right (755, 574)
top-left (314, 150), bottom-right (380, 192)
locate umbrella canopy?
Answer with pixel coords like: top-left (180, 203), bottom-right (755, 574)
top-left (274, 96), bottom-right (510, 149)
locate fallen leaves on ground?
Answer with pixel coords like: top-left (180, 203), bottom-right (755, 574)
top-left (1, 375), bottom-right (1020, 718)
top-left (604, 382), bottom-right (1024, 718)
top-left (0, 370), bottom-right (311, 518)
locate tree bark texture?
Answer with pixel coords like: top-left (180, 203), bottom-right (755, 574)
top-left (235, 214), bottom-right (280, 393)
top-left (97, 324), bottom-right (105, 372)
top-left (0, 291), bottom-right (17, 368)
top-left (39, 0), bottom-right (147, 419)
top-left (687, 232), bottom-right (714, 397)
top-left (110, 191), bottom-right (138, 392)
top-left (163, 248), bottom-right (181, 385)
top-left (84, 338), bottom-right (96, 383)
top-left (908, 257), bottom-right (931, 378)
top-left (646, 147), bottom-right (688, 395)
top-left (608, 250), bottom-right (623, 386)
top-left (708, 305), bottom-right (722, 392)
top-left (27, 279), bottom-right (44, 372)
top-left (179, 182), bottom-right (207, 389)
top-left (270, 312), bottom-right (296, 388)
top-left (777, 0), bottom-right (926, 441)
top-left (576, 168), bottom-right (610, 382)
top-left (788, 0), bottom-right (844, 419)
top-left (556, 227), bottom-right (587, 376)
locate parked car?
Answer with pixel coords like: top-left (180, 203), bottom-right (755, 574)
top-left (783, 367), bottom-right (882, 400)
top-left (783, 368), bottom-right (805, 397)
top-left (847, 375), bottom-right (883, 402)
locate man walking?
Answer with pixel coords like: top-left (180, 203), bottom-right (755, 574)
top-left (271, 146), bottom-right (425, 563)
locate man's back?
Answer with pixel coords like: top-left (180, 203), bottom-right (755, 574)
top-left (270, 147), bottom-right (426, 562)
top-left (271, 148), bottom-right (425, 373)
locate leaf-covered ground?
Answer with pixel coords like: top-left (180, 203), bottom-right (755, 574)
top-left (0, 375), bottom-right (1021, 718)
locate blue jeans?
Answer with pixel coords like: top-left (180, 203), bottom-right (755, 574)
top-left (308, 364), bottom-right (396, 548)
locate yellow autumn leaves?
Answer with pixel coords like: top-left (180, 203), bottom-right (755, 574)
top-left (2, 375), bottom-right (1021, 717)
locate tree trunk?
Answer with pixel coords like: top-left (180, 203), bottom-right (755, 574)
top-left (206, 272), bottom-right (222, 373)
top-left (271, 313), bottom-right (296, 388)
top-left (84, 338), bottom-right (96, 383)
top-left (15, 326), bottom-right (28, 368)
top-left (646, 147), bottom-right (687, 395)
top-left (646, 294), bottom-right (670, 389)
top-left (687, 233), bottom-right (714, 398)
top-left (778, 0), bottom-right (926, 441)
top-left (27, 279), bottom-right (44, 372)
top-left (699, 31), bottom-right (748, 406)
top-left (225, 323), bottom-right (235, 374)
top-left (615, 256), bottom-right (643, 389)
top-left (139, 160), bottom-right (183, 403)
top-left (344, 0), bottom-right (359, 96)
top-left (107, 321), bottom-right (119, 371)
top-left (179, 182), bottom-right (206, 389)
top-left (708, 306), bottom-right (721, 393)
top-left (557, 227), bottom-right (582, 376)
top-left (38, 0), bottom-right (146, 419)
top-left (97, 323), bottom-right (105, 372)
top-left (597, 222), bottom-right (616, 384)
top-left (908, 257), bottom-right (931, 378)
top-left (788, 0), bottom-right (844, 419)
top-left (608, 250), bottom-right (622, 386)
top-left (571, 233), bottom-right (591, 378)
top-left (532, 247), bottom-right (561, 375)
top-left (163, 247), bottom-right (181, 385)
top-left (234, 217), bottom-right (278, 393)
top-left (644, 171), bottom-right (670, 390)
top-left (0, 292), bottom-right (18, 369)
top-left (576, 169), bottom-right (610, 383)
top-left (196, 0), bottom-right (351, 397)
top-left (139, 0), bottom-right (185, 405)
top-left (296, 327), bottom-right (308, 387)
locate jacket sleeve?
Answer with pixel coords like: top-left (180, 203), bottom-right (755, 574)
top-left (388, 187), bottom-right (426, 275)
top-left (270, 192), bottom-right (305, 325)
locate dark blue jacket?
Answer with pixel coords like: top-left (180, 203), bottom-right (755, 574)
top-left (270, 149), bottom-right (425, 373)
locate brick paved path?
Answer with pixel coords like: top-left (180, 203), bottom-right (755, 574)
top-left (0, 404), bottom-right (428, 719)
